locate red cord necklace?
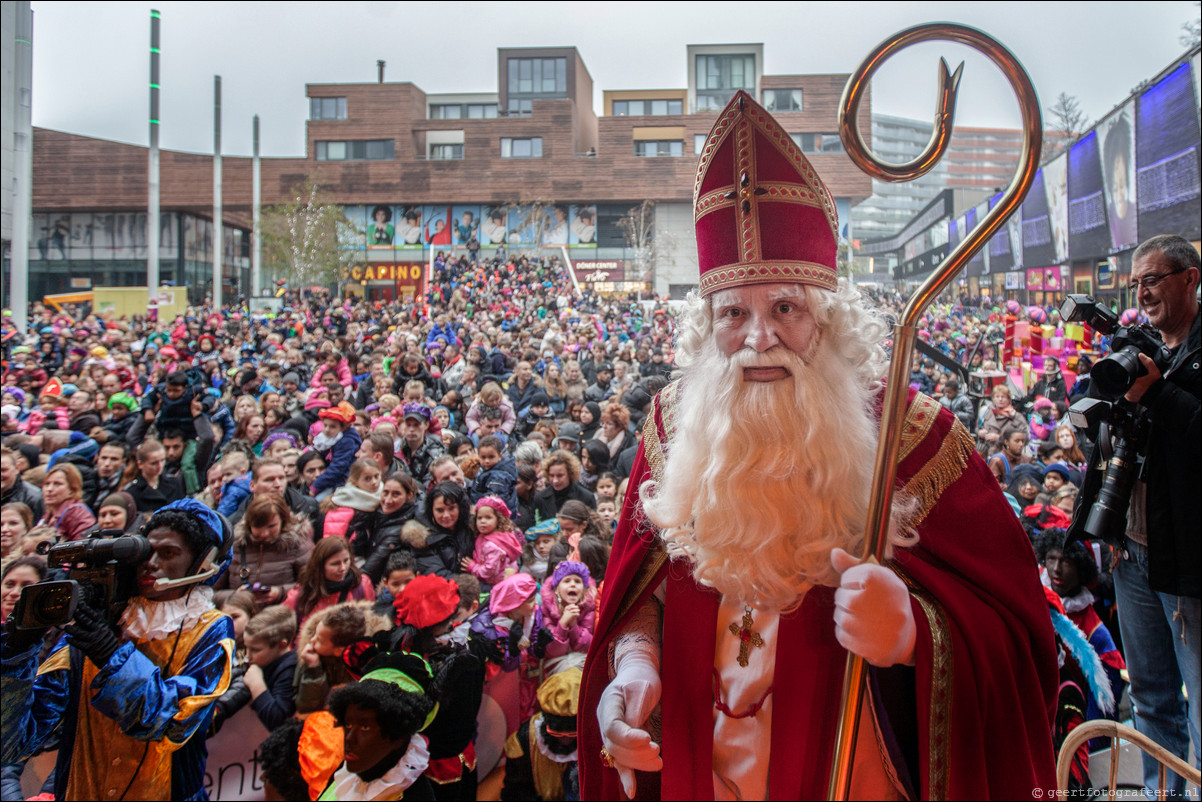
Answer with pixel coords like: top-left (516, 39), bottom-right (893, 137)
top-left (712, 669), bottom-right (774, 719)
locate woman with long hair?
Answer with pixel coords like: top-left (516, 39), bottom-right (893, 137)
top-left (1054, 425), bottom-right (1087, 469)
top-left (36, 463), bottom-right (95, 541)
top-left (233, 414), bottom-right (267, 456)
top-left (285, 536), bottom-right (374, 632)
top-left (542, 362), bottom-right (569, 417)
top-left (220, 494), bottom-right (313, 608)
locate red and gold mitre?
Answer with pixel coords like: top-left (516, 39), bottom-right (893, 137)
top-left (694, 89), bottom-right (839, 296)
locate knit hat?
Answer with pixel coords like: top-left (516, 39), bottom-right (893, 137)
top-left (549, 560), bottom-right (591, 590)
top-left (524, 517), bottom-right (561, 542)
top-left (394, 574), bottom-right (460, 630)
top-left (489, 572), bottom-right (538, 615)
top-left (303, 393), bottom-right (332, 411)
top-left (475, 495), bottom-right (512, 520)
top-left (528, 391), bottom-right (550, 408)
top-left (282, 372), bottom-right (301, 387)
top-left (552, 422), bottom-right (582, 449)
top-left (262, 431), bottom-right (298, 451)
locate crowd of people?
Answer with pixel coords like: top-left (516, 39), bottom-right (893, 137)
top-left (0, 233), bottom-right (1195, 799)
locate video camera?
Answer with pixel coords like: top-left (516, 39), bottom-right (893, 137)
top-left (1059, 294), bottom-right (1172, 541)
top-left (12, 530), bottom-right (151, 631)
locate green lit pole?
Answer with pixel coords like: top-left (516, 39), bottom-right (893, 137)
top-left (147, 9), bottom-right (161, 298)
top-left (213, 75), bottom-right (222, 310)
top-left (10, 2), bottom-right (33, 329)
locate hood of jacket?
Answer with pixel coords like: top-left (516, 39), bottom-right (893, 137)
top-left (479, 529), bottom-right (523, 562)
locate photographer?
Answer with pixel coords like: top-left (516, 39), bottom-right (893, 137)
top-left (1113, 235), bottom-right (1200, 796)
top-left (1, 498), bottom-right (235, 801)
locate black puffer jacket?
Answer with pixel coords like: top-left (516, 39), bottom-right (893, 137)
top-left (1141, 310), bottom-right (1201, 597)
top-left (361, 502), bottom-right (418, 584)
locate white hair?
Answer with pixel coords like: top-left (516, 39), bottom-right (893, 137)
top-left (642, 279), bottom-right (915, 612)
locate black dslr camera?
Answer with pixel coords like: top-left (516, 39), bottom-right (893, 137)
top-left (1059, 295), bottom-right (1173, 541)
top-left (12, 530), bottom-right (152, 630)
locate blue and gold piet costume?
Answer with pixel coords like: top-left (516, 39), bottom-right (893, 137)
top-left (2, 608), bottom-right (234, 801)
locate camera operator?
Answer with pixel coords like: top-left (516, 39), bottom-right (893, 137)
top-left (1115, 234), bottom-right (1200, 796)
top-left (1, 499), bottom-right (235, 801)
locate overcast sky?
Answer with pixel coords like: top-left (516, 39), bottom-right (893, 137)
top-left (27, 1), bottom-right (1199, 158)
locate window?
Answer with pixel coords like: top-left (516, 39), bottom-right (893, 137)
top-left (315, 139), bottom-right (395, 161)
top-left (695, 134), bottom-right (707, 154)
top-left (696, 54), bottom-right (756, 111)
top-left (508, 57), bottom-right (567, 96)
top-left (501, 137), bottom-right (542, 158)
top-left (613, 99), bottom-right (683, 117)
top-left (507, 98), bottom-right (533, 116)
top-left (763, 89), bottom-right (802, 112)
top-left (635, 140), bottom-right (683, 157)
top-left (310, 97), bottom-right (347, 120)
top-left (430, 144), bottom-right (463, 160)
top-left (789, 132), bottom-right (844, 154)
top-left (430, 103), bottom-right (497, 119)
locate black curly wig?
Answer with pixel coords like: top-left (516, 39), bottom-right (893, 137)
top-left (329, 652), bottom-right (436, 742)
top-left (1034, 528), bottom-right (1099, 588)
top-left (257, 718), bottom-right (308, 801)
top-left (143, 509), bottom-right (213, 568)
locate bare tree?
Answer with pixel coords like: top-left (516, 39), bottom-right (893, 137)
top-left (1181, 2), bottom-right (1201, 49)
top-left (1045, 92), bottom-right (1089, 156)
top-left (617, 200), bottom-right (675, 292)
top-left (261, 179), bottom-right (362, 290)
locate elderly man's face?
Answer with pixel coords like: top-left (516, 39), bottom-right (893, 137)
top-left (712, 283), bottom-right (819, 382)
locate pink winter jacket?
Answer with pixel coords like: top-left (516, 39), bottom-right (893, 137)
top-left (310, 358), bottom-right (353, 389)
top-left (464, 529), bottom-right (523, 585)
top-left (539, 575), bottom-right (596, 659)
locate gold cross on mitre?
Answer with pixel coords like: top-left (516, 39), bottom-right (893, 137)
top-left (730, 608), bottom-right (764, 668)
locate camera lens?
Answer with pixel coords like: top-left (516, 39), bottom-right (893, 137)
top-left (1092, 346), bottom-right (1144, 400)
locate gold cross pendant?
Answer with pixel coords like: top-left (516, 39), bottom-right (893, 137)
top-left (729, 608), bottom-right (764, 668)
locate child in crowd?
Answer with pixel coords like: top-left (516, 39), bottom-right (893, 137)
top-left (242, 605), bottom-right (300, 731)
top-left (311, 402), bottom-right (363, 499)
top-left (445, 573), bottom-right (482, 648)
top-left (594, 471), bottom-right (619, 503)
top-left (376, 550), bottom-right (418, 607)
top-left (461, 496), bottom-right (523, 586)
top-left (556, 500), bottom-right (608, 556)
top-left (520, 518), bottom-right (561, 582)
top-left (210, 590), bottom-right (256, 732)
top-left (596, 498), bottom-right (618, 533)
top-left (293, 602), bottom-right (368, 714)
top-left (478, 572), bottom-right (540, 674)
top-left (470, 435), bottom-right (519, 513)
top-left (537, 561), bottom-right (595, 675)
top-left (319, 457), bottom-right (382, 551)
top-left (400, 519), bottom-right (454, 579)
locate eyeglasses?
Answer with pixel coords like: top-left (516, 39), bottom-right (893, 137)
top-left (1130, 268), bottom-right (1187, 291)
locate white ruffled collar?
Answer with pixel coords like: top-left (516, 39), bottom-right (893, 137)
top-left (1040, 570), bottom-right (1096, 614)
top-left (533, 714), bottom-right (577, 763)
top-left (328, 734), bottom-right (429, 800)
top-left (120, 585), bottom-right (215, 641)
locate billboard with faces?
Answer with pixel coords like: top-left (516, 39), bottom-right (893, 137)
top-left (1097, 102), bottom-right (1138, 251)
top-left (1043, 153), bottom-right (1070, 264)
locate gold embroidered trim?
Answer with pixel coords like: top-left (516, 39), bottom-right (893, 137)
top-left (735, 120), bottom-right (762, 265)
top-left (895, 566), bottom-right (952, 801)
top-left (900, 418), bottom-right (975, 527)
top-left (643, 394), bottom-right (667, 486)
top-left (695, 189), bottom-right (736, 219)
top-left (899, 392), bottom-right (943, 463)
top-left (36, 645), bottom-right (70, 676)
top-left (700, 261), bottom-right (837, 296)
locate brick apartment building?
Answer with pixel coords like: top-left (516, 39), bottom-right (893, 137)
top-left (8, 43), bottom-right (873, 304)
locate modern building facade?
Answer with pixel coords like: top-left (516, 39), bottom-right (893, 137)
top-left (4, 42), bottom-right (873, 306)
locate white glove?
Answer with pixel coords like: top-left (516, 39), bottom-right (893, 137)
top-left (597, 649), bottom-right (663, 797)
top-left (831, 548), bottom-right (917, 668)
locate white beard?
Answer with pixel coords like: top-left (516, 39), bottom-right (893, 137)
top-left (641, 333), bottom-right (903, 613)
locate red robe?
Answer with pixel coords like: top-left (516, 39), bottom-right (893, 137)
top-left (580, 385), bottom-right (1058, 800)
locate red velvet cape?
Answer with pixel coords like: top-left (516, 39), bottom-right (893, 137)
top-left (580, 386), bottom-right (1058, 800)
